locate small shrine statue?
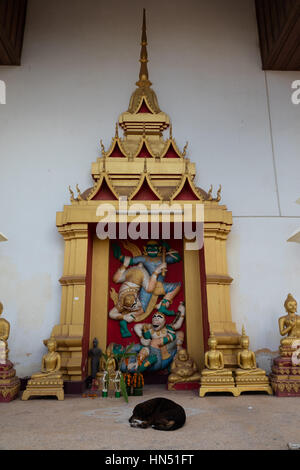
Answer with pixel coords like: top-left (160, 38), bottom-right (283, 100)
top-left (168, 349), bottom-right (201, 391)
top-left (0, 302), bottom-right (20, 402)
top-left (22, 337), bottom-right (64, 401)
top-left (202, 333), bottom-right (233, 377)
top-left (234, 327), bottom-right (272, 395)
top-left (278, 293), bottom-right (300, 356)
top-left (0, 302), bottom-right (10, 363)
top-left (88, 338), bottom-right (102, 380)
top-left (236, 327), bottom-right (267, 376)
top-left (97, 344), bottom-right (117, 394)
top-left (270, 294), bottom-right (300, 396)
top-left (199, 332), bottom-right (239, 397)
top-left (123, 347), bottom-right (147, 396)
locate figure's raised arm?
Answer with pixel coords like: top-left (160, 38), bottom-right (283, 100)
top-left (162, 241), bottom-right (181, 264)
top-left (279, 316), bottom-right (294, 337)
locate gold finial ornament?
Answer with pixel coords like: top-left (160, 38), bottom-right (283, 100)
top-left (207, 185), bottom-right (213, 201)
top-left (68, 186), bottom-right (75, 203)
top-left (76, 185), bottom-right (83, 201)
top-left (216, 185), bottom-right (222, 202)
top-left (136, 9), bottom-right (152, 89)
top-left (100, 140), bottom-right (106, 157)
top-left (182, 142), bottom-right (188, 157)
top-left (115, 123), bottom-right (119, 139)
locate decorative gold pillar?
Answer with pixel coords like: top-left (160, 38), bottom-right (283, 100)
top-left (183, 240), bottom-right (205, 369)
top-left (204, 201), bottom-right (240, 366)
top-left (50, 220), bottom-right (89, 381)
top-left (89, 237), bottom-right (110, 353)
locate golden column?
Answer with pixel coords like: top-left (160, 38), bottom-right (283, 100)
top-left (204, 201), bottom-right (240, 366)
top-left (50, 219), bottom-right (89, 382)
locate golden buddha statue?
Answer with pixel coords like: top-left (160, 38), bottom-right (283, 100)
top-left (236, 327), bottom-right (265, 376)
top-left (31, 337), bottom-right (62, 380)
top-left (0, 302), bottom-right (10, 363)
top-left (201, 333), bottom-right (232, 376)
top-left (168, 349), bottom-right (201, 390)
top-left (234, 327), bottom-right (272, 395)
top-left (269, 294), bottom-right (300, 396)
top-left (22, 337), bottom-right (64, 401)
top-left (279, 294), bottom-right (300, 356)
top-left (200, 332), bottom-right (239, 397)
top-left (0, 302), bottom-right (20, 402)
top-left (97, 344), bottom-right (117, 391)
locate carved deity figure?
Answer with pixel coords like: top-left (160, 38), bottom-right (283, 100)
top-left (168, 349), bottom-right (201, 386)
top-left (0, 302), bottom-right (10, 364)
top-left (202, 332), bottom-right (232, 376)
top-left (111, 241), bottom-right (182, 338)
top-left (31, 337), bottom-right (62, 380)
top-left (132, 303), bottom-right (185, 372)
top-left (236, 327), bottom-right (265, 376)
top-left (279, 294), bottom-right (300, 354)
top-left (109, 255), bottom-right (162, 337)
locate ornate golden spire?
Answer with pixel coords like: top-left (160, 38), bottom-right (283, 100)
top-left (136, 9), bottom-right (152, 88)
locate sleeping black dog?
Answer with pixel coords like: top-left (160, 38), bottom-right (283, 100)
top-left (129, 397), bottom-right (186, 431)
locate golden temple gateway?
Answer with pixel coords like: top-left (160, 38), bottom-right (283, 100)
top-left (50, 10), bottom-right (241, 387)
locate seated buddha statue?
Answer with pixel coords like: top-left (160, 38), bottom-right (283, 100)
top-left (0, 302), bottom-right (10, 363)
top-left (22, 337), bottom-right (64, 401)
top-left (168, 349), bottom-right (201, 389)
top-left (235, 327), bottom-right (272, 395)
top-left (31, 337), bottom-right (62, 380)
top-left (201, 332), bottom-right (232, 376)
top-left (279, 294), bottom-right (300, 355)
top-left (236, 327), bottom-right (265, 376)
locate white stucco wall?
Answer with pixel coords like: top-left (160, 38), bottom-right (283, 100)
top-left (0, 0), bottom-right (299, 376)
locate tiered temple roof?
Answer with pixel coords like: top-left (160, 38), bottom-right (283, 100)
top-left (77, 9), bottom-right (212, 204)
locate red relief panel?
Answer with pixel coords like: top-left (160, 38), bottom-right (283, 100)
top-left (106, 238), bottom-right (186, 350)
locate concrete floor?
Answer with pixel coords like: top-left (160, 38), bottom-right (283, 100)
top-left (0, 385), bottom-right (299, 450)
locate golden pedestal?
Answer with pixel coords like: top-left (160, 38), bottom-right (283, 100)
top-left (22, 378), bottom-right (64, 401)
top-left (0, 361), bottom-right (20, 402)
top-left (234, 372), bottom-right (273, 396)
top-left (199, 372), bottom-right (239, 397)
